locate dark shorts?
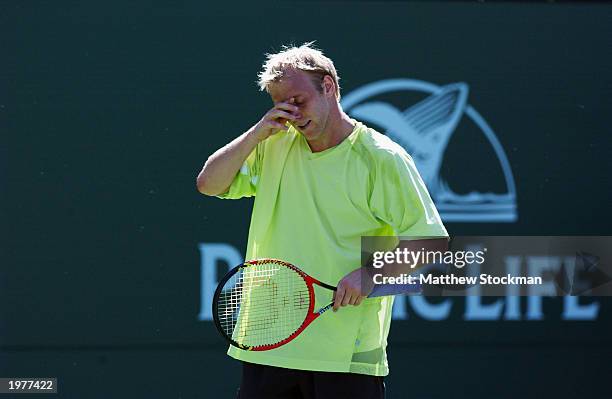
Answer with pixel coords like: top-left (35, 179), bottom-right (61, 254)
top-left (237, 361), bottom-right (385, 399)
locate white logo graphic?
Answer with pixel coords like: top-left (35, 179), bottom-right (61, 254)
top-left (342, 79), bottom-right (517, 222)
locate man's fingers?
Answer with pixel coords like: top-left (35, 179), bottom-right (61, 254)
top-left (341, 291), bottom-right (353, 307)
top-left (274, 101), bottom-right (299, 114)
top-left (349, 294), bottom-right (365, 306)
top-left (334, 291), bottom-right (365, 310)
top-left (268, 109), bottom-right (299, 122)
top-left (333, 287), bottom-right (345, 312)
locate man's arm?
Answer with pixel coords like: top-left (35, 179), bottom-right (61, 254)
top-left (333, 237), bottom-right (449, 311)
top-left (196, 100), bottom-right (301, 196)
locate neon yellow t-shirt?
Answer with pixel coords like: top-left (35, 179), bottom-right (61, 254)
top-left (218, 120), bottom-right (447, 376)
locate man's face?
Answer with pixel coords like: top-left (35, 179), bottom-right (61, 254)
top-left (268, 69), bottom-right (333, 142)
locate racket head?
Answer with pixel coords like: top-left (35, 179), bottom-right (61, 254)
top-left (212, 259), bottom-right (316, 351)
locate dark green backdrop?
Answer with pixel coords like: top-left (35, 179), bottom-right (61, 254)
top-left (2, 1), bottom-right (611, 398)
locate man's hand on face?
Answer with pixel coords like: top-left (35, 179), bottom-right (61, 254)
top-left (251, 97), bottom-right (301, 142)
top-left (333, 268), bottom-right (375, 312)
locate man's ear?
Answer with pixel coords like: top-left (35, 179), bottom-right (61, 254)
top-left (322, 75), bottom-right (335, 98)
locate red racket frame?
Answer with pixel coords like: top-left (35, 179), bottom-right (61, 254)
top-left (212, 258), bottom-right (336, 351)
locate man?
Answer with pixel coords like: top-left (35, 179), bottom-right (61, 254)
top-left (197, 42), bottom-right (448, 399)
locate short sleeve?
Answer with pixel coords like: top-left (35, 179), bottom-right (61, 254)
top-left (216, 142), bottom-right (264, 200)
top-left (369, 150), bottom-right (448, 237)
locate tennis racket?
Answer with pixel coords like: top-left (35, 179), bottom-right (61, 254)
top-left (212, 258), bottom-right (421, 351)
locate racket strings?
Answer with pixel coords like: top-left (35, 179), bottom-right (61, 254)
top-left (216, 262), bottom-right (310, 348)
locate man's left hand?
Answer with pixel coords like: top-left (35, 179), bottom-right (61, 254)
top-left (333, 268), bottom-right (374, 312)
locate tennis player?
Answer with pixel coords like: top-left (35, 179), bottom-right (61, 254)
top-left (197, 42), bottom-right (448, 399)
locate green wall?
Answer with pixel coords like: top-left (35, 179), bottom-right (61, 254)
top-left (2, 1), bottom-right (611, 397)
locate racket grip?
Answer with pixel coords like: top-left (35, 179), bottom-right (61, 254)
top-left (368, 282), bottom-right (422, 297)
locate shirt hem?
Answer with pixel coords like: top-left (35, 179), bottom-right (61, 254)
top-left (228, 351), bottom-right (388, 377)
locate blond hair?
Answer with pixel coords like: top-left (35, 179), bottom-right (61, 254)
top-left (257, 42), bottom-right (341, 100)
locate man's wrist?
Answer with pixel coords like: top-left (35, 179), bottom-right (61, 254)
top-left (246, 124), bottom-right (271, 143)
